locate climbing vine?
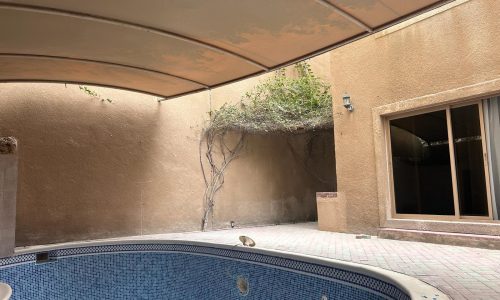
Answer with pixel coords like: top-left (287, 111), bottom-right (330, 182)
top-left (199, 62), bottom-right (333, 231)
top-left (207, 62), bottom-right (332, 133)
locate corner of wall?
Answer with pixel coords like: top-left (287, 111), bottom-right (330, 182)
top-left (0, 137), bottom-right (18, 258)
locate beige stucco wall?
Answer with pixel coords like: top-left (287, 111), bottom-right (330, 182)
top-left (329, 0), bottom-right (500, 234)
top-left (0, 54), bottom-right (335, 246)
top-left (0, 141), bottom-right (17, 257)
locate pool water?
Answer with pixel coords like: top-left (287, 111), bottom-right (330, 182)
top-left (0, 244), bottom-right (409, 300)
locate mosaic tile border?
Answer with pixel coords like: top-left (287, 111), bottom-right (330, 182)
top-left (1, 243), bottom-right (409, 300)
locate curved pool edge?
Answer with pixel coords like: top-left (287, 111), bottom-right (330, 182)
top-left (12, 239), bottom-right (449, 300)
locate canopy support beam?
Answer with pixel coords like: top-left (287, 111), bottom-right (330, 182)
top-left (0, 53), bottom-right (210, 89)
top-left (315, 0), bottom-right (373, 33)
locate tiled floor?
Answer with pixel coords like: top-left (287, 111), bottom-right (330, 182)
top-left (124, 222), bottom-right (500, 300)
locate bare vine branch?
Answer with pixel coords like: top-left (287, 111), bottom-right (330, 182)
top-left (198, 61), bottom-right (333, 231)
top-left (200, 127), bottom-right (246, 231)
top-left (286, 133), bottom-right (331, 185)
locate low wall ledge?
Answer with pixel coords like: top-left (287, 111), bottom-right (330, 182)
top-left (0, 137), bottom-right (17, 155)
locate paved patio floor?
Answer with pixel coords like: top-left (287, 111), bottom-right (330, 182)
top-left (128, 222), bottom-right (500, 300)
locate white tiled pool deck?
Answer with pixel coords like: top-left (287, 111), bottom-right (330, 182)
top-left (116, 222), bottom-right (500, 300)
top-left (20, 222), bottom-right (500, 300)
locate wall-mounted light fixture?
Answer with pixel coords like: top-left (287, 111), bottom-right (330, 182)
top-left (342, 93), bottom-right (354, 112)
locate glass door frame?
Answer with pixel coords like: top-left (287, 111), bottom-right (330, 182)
top-left (385, 99), bottom-right (493, 221)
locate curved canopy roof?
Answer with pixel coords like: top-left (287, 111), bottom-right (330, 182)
top-left (0, 0), bottom-right (451, 99)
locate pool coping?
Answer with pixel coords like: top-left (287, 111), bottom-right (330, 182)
top-left (11, 239), bottom-right (449, 300)
top-left (0, 282), bottom-right (12, 300)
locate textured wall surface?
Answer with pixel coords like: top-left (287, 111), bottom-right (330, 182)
top-left (330, 0), bottom-right (500, 234)
top-left (0, 150), bottom-right (17, 257)
top-left (0, 54), bottom-right (336, 246)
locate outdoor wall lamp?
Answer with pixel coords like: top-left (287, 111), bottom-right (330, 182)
top-left (342, 93), bottom-right (354, 112)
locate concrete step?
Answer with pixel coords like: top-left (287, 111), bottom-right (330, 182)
top-left (378, 228), bottom-right (500, 250)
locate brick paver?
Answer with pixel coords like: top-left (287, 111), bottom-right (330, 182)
top-left (131, 222), bottom-right (500, 300)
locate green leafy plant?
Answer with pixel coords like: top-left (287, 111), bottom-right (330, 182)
top-left (79, 85), bottom-right (112, 103)
top-left (200, 62), bottom-right (333, 231)
top-left (208, 62), bottom-right (332, 134)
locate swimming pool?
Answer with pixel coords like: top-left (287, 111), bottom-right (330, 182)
top-left (0, 241), bottom-right (445, 299)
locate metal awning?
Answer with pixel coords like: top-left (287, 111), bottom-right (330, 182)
top-left (0, 0), bottom-right (451, 99)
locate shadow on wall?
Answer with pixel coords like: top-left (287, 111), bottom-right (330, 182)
top-left (0, 83), bottom-right (335, 246)
top-left (211, 129), bottom-right (336, 229)
top-left (0, 83), bottom-right (165, 246)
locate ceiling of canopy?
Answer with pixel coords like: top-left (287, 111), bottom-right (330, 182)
top-left (0, 0), bottom-right (452, 99)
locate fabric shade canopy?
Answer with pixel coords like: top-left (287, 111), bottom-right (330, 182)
top-left (0, 0), bottom-right (451, 99)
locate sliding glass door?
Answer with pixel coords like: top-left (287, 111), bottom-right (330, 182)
top-left (388, 102), bottom-right (492, 219)
top-left (450, 105), bottom-right (489, 217)
top-left (484, 97), bottom-right (500, 220)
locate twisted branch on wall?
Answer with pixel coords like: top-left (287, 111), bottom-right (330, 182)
top-left (200, 128), bottom-right (246, 231)
top-left (199, 61), bottom-right (333, 231)
top-left (286, 133), bottom-right (332, 186)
